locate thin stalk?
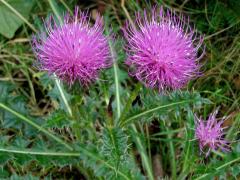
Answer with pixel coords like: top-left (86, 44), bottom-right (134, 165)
top-left (0, 103), bottom-right (73, 151)
top-left (54, 77), bottom-right (73, 116)
top-left (131, 124), bottom-right (154, 180)
top-left (106, 25), bottom-right (121, 123)
top-left (181, 111), bottom-right (194, 176)
top-left (121, 0), bottom-right (135, 29)
top-left (0, 0), bottom-right (37, 32)
top-left (181, 128), bottom-right (191, 174)
top-left (152, 128), bottom-right (184, 136)
top-left (47, 0), bottom-right (63, 24)
top-left (113, 62), bottom-right (121, 120)
top-left (145, 124), bottom-right (152, 164)
top-left (204, 20), bottom-right (240, 40)
top-left (59, 0), bottom-right (73, 15)
top-left (111, 41), bottom-right (121, 121)
top-left (0, 148), bottom-right (80, 156)
top-left (22, 68), bottom-right (37, 105)
top-left (166, 126), bottom-right (177, 180)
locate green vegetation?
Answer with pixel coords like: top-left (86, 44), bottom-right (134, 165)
top-left (0, 0), bottom-right (239, 179)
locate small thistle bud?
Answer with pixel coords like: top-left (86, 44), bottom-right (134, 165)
top-left (195, 109), bottom-right (230, 156)
top-left (32, 7), bottom-right (110, 85)
top-left (123, 6), bottom-right (205, 91)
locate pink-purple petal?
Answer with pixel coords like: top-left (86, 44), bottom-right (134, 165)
top-left (32, 7), bottom-right (111, 85)
top-left (123, 6), bottom-right (205, 92)
top-left (195, 109), bottom-right (230, 156)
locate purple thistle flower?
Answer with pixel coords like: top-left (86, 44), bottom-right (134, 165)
top-left (32, 7), bottom-right (110, 85)
top-left (195, 109), bottom-right (230, 156)
top-left (123, 6), bottom-right (205, 91)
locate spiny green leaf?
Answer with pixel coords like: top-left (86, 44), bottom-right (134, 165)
top-left (101, 128), bottom-right (129, 178)
top-left (194, 151), bottom-right (240, 179)
top-left (44, 110), bottom-right (71, 128)
top-left (120, 91), bottom-right (210, 126)
top-left (0, 168), bottom-right (9, 178)
top-left (76, 144), bottom-right (133, 180)
top-left (231, 164), bottom-right (240, 178)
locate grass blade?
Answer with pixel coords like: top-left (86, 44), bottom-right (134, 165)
top-left (180, 110), bottom-right (195, 178)
top-left (47, 0), bottom-right (63, 24)
top-left (0, 103), bottom-right (73, 151)
top-left (131, 124), bottom-right (154, 180)
top-left (0, 148), bottom-right (80, 156)
top-left (166, 126), bottom-right (177, 180)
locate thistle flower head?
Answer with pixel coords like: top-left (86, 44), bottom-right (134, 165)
top-left (123, 6), bottom-right (204, 91)
top-left (32, 7), bottom-right (110, 85)
top-left (195, 109), bottom-right (230, 156)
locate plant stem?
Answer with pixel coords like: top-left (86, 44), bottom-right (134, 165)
top-left (131, 124), bottom-right (154, 180)
top-left (181, 110), bottom-right (194, 177)
top-left (54, 77), bottom-right (73, 116)
top-left (105, 21), bottom-right (120, 124)
top-left (110, 40), bottom-right (121, 121)
top-left (166, 126), bottom-right (177, 180)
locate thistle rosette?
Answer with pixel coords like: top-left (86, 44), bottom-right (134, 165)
top-left (195, 109), bottom-right (230, 156)
top-left (32, 8), bottom-right (111, 85)
top-left (123, 7), bottom-right (205, 91)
